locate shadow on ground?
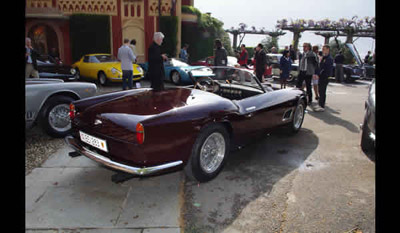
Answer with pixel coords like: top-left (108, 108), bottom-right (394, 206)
top-left (183, 127), bottom-right (319, 233)
top-left (307, 106), bottom-right (360, 133)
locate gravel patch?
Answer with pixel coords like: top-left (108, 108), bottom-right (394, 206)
top-left (25, 126), bottom-right (65, 175)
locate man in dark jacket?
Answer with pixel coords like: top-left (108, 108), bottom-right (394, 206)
top-left (25, 37), bottom-right (40, 78)
top-left (334, 50), bottom-right (344, 83)
top-left (315, 44), bottom-right (334, 112)
top-left (255, 43), bottom-right (267, 83)
top-left (214, 39), bottom-right (228, 67)
top-left (147, 32), bottom-right (168, 91)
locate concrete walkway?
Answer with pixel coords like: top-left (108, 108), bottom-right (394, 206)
top-left (26, 145), bottom-right (183, 233)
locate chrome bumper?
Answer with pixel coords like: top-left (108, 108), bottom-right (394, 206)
top-left (65, 136), bottom-right (183, 175)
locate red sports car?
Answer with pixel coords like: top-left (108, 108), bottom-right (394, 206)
top-left (65, 67), bottom-right (307, 182)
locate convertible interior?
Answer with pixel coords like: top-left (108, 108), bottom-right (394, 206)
top-left (188, 68), bottom-right (274, 101)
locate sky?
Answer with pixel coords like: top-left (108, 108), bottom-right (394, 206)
top-left (194, 0), bottom-right (375, 57)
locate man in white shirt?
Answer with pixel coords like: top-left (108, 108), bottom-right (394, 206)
top-left (25, 37), bottom-right (40, 79)
top-left (118, 38), bottom-right (136, 90)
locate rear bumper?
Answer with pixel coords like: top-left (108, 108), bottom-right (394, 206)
top-left (65, 136), bottom-right (183, 175)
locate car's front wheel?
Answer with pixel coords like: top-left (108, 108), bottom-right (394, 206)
top-left (184, 123), bottom-right (230, 182)
top-left (290, 98), bottom-right (306, 133)
top-left (98, 71), bottom-right (108, 86)
top-left (170, 71), bottom-right (181, 85)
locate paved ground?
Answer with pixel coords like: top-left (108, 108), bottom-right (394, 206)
top-left (26, 78), bottom-right (375, 233)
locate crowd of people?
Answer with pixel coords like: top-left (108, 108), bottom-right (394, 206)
top-left (26, 32), bottom-right (365, 113)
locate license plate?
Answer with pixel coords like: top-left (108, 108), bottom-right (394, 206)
top-left (79, 131), bottom-right (108, 152)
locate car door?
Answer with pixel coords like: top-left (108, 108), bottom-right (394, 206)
top-left (233, 89), bottom-right (297, 138)
top-left (79, 56), bottom-right (99, 79)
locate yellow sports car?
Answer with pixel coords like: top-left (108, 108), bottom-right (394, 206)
top-left (72, 53), bottom-right (144, 86)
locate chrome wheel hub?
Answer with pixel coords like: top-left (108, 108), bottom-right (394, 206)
top-left (172, 72), bottom-right (180, 84)
top-left (48, 104), bottom-right (71, 132)
top-left (199, 132), bottom-right (226, 174)
top-left (293, 103), bottom-right (304, 129)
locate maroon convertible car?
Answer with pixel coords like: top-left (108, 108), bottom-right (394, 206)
top-left (65, 67), bottom-right (307, 182)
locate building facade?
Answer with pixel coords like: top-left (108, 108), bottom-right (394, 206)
top-left (25, 0), bottom-right (193, 65)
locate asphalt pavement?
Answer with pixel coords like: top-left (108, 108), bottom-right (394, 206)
top-left (25, 78), bottom-right (375, 233)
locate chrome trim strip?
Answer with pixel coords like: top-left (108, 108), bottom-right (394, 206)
top-left (65, 136), bottom-right (183, 175)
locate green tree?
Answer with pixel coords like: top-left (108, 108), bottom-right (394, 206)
top-left (260, 36), bottom-right (279, 53)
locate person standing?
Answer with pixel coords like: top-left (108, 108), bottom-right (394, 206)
top-left (179, 44), bottom-right (189, 63)
top-left (25, 37), bottom-right (40, 79)
top-left (312, 45), bottom-right (321, 101)
top-left (296, 43), bottom-right (318, 105)
top-left (214, 39), bottom-right (228, 67)
top-left (334, 50), bottom-right (345, 83)
top-left (238, 44), bottom-right (249, 67)
top-left (148, 32), bottom-right (168, 92)
top-left (118, 38), bottom-right (136, 90)
top-left (279, 50), bottom-right (292, 89)
top-left (364, 51), bottom-right (371, 64)
top-left (289, 45), bottom-right (297, 61)
top-left (315, 45), bottom-right (334, 112)
top-left (254, 43), bottom-right (267, 83)
top-left (129, 39), bottom-right (137, 62)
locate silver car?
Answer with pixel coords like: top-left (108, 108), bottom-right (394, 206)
top-left (25, 78), bottom-right (97, 137)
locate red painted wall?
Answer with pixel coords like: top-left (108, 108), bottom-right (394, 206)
top-left (111, 0), bottom-right (122, 58)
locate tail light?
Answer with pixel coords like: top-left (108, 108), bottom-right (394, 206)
top-left (136, 123), bottom-right (145, 144)
top-left (69, 103), bottom-right (76, 120)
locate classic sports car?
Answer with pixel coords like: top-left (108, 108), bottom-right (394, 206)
top-left (266, 53), bottom-right (299, 82)
top-left (26, 78), bottom-right (97, 137)
top-left (71, 54), bottom-right (144, 86)
top-left (34, 55), bottom-right (78, 81)
top-left (65, 67), bottom-right (307, 182)
top-left (140, 58), bottom-right (209, 85)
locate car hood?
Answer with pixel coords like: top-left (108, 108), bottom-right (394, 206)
top-left (345, 43), bottom-right (363, 66)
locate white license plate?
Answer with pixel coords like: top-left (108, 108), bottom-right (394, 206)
top-left (79, 131), bottom-right (108, 152)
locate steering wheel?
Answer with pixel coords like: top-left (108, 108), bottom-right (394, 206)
top-left (195, 76), bottom-right (219, 92)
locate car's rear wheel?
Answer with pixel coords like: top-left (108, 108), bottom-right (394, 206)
top-left (98, 71), bottom-right (108, 86)
top-left (184, 123), bottom-right (230, 182)
top-left (39, 95), bottom-right (75, 138)
top-left (170, 71), bottom-right (181, 85)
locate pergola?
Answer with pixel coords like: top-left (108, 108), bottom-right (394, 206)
top-left (225, 23), bottom-right (286, 50)
top-left (276, 16), bottom-right (375, 50)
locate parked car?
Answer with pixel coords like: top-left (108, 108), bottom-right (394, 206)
top-left (26, 78), bottom-right (97, 137)
top-left (35, 55), bottom-right (78, 81)
top-left (71, 54), bottom-right (144, 86)
top-left (65, 67), bottom-right (307, 182)
top-left (360, 79), bottom-right (375, 153)
top-left (266, 54), bottom-right (299, 82)
top-left (191, 56), bottom-right (240, 67)
top-left (332, 43), bottom-right (375, 83)
top-left (140, 58), bottom-right (210, 85)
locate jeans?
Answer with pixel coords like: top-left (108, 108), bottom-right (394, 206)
top-left (296, 71), bottom-right (313, 104)
top-left (122, 70), bottom-right (133, 90)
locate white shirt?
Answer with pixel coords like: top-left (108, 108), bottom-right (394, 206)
top-left (118, 44), bottom-right (136, 71)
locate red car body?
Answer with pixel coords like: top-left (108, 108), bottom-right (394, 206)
top-left (65, 67), bottom-right (307, 181)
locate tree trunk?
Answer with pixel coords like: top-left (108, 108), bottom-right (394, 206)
top-left (292, 30), bottom-right (301, 51)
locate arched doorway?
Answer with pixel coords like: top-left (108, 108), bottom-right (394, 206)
top-left (27, 24), bottom-right (59, 58)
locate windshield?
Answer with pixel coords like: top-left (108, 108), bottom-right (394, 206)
top-left (189, 66), bottom-right (264, 91)
top-left (169, 58), bottom-right (189, 67)
top-left (267, 54), bottom-right (282, 64)
top-left (94, 54), bottom-right (118, 63)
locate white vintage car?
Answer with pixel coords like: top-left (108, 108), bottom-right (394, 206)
top-left (25, 78), bottom-right (97, 137)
